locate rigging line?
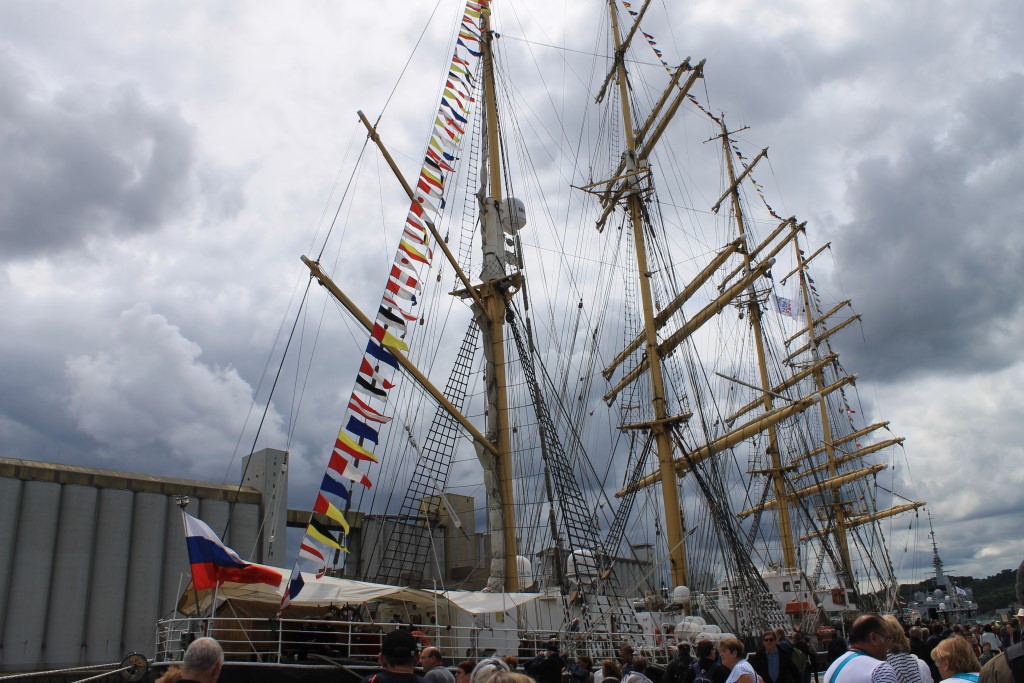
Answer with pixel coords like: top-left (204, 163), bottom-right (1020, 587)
top-left (512, 305), bottom-right (620, 520)
top-left (377, 0), bottom-right (446, 120)
top-left (317, 139), bottom-right (371, 262)
top-left (500, 33), bottom-right (670, 68)
top-left (225, 277), bottom-right (315, 538)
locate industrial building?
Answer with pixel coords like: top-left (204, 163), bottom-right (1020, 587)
top-left (0, 449), bottom-right (286, 674)
top-left (0, 451), bottom-right (657, 674)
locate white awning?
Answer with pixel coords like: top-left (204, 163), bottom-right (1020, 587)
top-left (177, 567), bottom-right (542, 615)
top-left (432, 589), bottom-right (542, 614)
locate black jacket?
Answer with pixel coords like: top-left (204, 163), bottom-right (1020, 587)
top-left (750, 648), bottom-right (798, 683)
top-left (526, 653), bottom-right (567, 683)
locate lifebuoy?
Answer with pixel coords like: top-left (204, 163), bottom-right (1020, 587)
top-left (412, 630), bottom-right (431, 647)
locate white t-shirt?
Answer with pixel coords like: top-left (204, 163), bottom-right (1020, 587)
top-left (726, 659), bottom-right (757, 683)
top-left (825, 651), bottom-right (898, 683)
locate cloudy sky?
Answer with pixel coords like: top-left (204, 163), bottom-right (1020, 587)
top-left (1, 0), bottom-right (1021, 587)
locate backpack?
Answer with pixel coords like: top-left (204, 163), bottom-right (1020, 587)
top-left (693, 661), bottom-right (718, 683)
top-left (1005, 642), bottom-right (1024, 683)
top-left (665, 659), bottom-right (694, 683)
top-left (791, 647), bottom-right (809, 674)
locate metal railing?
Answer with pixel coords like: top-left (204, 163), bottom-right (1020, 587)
top-left (154, 616), bottom-right (679, 667)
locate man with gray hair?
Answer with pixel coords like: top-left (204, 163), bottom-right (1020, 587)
top-left (181, 636), bottom-right (224, 683)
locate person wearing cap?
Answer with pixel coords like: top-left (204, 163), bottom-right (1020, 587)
top-left (525, 640), bottom-right (566, 683)
top-left (360, 629), bottom-right (429, 683)
top-left (979, 609), bottom-right (1024, 683)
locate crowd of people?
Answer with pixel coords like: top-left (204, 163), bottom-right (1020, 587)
top-left (156, 607), bottom-right (1024, 683)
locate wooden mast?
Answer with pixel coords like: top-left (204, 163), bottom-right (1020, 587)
top-left (606, 0), bottom-right (689, 589)
top-left (792, 237), bottom-right (854, 586)
top-left (478, 6), bottom-right (519, 591)
top-left (718, 118), bottom-right (798, 571)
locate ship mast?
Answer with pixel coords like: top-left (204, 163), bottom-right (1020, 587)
top-left (788, 236), bottom-right (924, 594)
top-left (718, 119), bottom-right (798, 571)
top-left (792, 237), bottom-right (854, 587)
top-left (606, 0), bottom-right (689, 589)
top-left (473, 6), bottom-right (521, 592)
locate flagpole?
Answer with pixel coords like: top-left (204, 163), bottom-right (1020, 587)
top-left (177, 497), bottom-right (204, 625)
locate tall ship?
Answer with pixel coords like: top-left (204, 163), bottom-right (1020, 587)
top-left (155, 0), bottom-right (924, 677)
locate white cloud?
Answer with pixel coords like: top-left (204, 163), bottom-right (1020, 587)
top-left (0, 0), bottom-right (1020, 585)
top-left (65, 303), bottom-right (287, 479)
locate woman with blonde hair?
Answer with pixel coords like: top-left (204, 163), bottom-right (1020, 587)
top-left (882, 615), bottom-right (931, 683)
top-left (930, 635), bottom-right (980, 683)
top-left (719, 637), bottom-right (757, 683)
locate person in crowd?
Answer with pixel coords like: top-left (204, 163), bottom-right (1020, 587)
top-left (930, 635), bottom-right (980, 683)
top-left (598, 660), bottom-right (623, 683)
top-left (178, 637), bottom-right (223, 683)
top-left (360, 629), bottom-right (429, 683)
top-left (822, 614), bottom-right (898, 683)
top-left (694, 639), bottom-right (729, 683)
top-left (623, 657), bottom-right (653, 683)
top-left (473, 657), bottom-right (513, 683)
top-left (997, 623), bottom-right (1012, 653)
top-left (457, 660), bottom-right (476, 683)
top-left (525, 641), bottom-right (566, 683)
top-left (505, 657), bottom-right (520, 672)
top-left (491, 673), bottom-right (536, 683)
top-left (719, 637), bottom-right (757, 683)
top-left (752, 629), bottom-right (798, 683)
top-left (665, 642), bottom-right (696, 683)
top-left (978, 644), bottom-right (996, 666)
top-left (619, 644), bottom-right (636, 677)
top-left (909, 627), bottom-right (937, 682)
top-left (568, 656), bottom-right (595, 683)
top-left (881, 615), bottom-right (929, 683)
top-left (828, 630), bottom-right (851, 670)
top-left (794, 632), bottom-right (819, 683)
top-left (980, 627), bottom-right (1001, 655)
top-left (422, 647), bottom-right (457, 683)
top-left (979, 609), bottom-right (1024, 683)
top-left (155, 667), bottom-right (184, 683)
top-left (777, 629), bottom-right (795, 658)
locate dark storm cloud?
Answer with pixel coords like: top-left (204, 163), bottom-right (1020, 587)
top-left (0, 50), bottom-right (241, 262)
top-left (827, 72), bottom-right (1024, 381)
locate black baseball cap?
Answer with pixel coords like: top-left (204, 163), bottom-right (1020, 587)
top-left (382, 629), bottom-right (418, 658)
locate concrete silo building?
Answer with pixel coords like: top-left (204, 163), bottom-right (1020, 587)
top-left (0, 448), bottom-right (287, 674)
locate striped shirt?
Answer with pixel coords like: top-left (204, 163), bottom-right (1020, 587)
top-left (887, 653), bottom-right (926, 683)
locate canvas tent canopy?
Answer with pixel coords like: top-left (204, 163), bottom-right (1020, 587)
top-left (176, 567), bottom-right (543, 616)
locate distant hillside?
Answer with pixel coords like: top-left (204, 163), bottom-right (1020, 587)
top-left (899, 568), bottom-right (1018, 614)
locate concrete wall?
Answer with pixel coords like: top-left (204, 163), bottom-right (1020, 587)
top-left (0, 449), bottom-right (287, 673)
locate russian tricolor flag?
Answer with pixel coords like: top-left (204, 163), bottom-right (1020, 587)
top-left (183, 513), bottom-right (283, 590)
